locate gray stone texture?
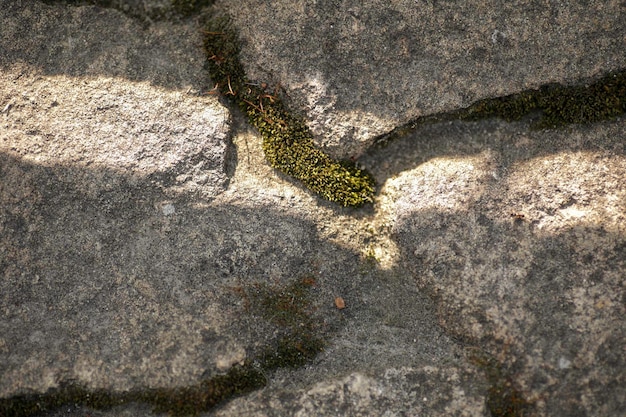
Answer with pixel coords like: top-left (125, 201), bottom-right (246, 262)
top-left (212, 366), bottom-right (487, 417)
top-left (0, 0), bottom-right (231, 200)
top-left (384, 117), bottom-right (626, 416)
top-left (1, 0), bottom-right (625, 416)
top-left (223, 0), bottom-right (626, 158)
top-left (1, 0), bottom-right (234, 396)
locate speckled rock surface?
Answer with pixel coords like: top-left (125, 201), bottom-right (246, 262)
top-left (386, 117), bottom-right (626, 416)
top-left (1, 1), bottom-right (625, 416)
top-left (0, 1), bottom-right (477, 416)
top-left (212, 366), bottom-right (487, 417)
top-left (0, 163), bottom-right (322, 393)
top-left (1, 1), bottom-right (210, 89)
top-left (1, 0), bottom-right (235, 396)
top-left (0, 0), bottom-right (231, 199)
top-left (220, 0), bottom-right (626, 158)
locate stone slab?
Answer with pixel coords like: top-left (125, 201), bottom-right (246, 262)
top-left (387, 116), bottom-right (626, 416)
top-left (221, 0), bottom-right (626, 158)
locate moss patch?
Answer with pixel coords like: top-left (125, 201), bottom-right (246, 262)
top-left (0, 277), bottom-right (324, 416)
top-left (456, 70), bottom-right (626, 128)
top-left (377, 69), bottom-right (626, 147)
top-left (470, 351), bottom-right (534, 417)
top-left (0, 366), bottom-right (265, 417)
top-left (251, 277), bottom-right (325, 370)
top-left (202, 16), bottom-right (375, 208)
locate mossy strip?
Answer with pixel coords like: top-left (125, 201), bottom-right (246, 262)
top-left (145, 365), bottom-right (266, 416)
top-left (0, 365), bottom-right (265, 417)
top-left (203, 16), bottom-right (375, 207)
top-left (0, 278), bottom-right (324, 417)
top-left (0, 385), bottom-right (124, 417)
top-left (377, 69), bottom-right (626, 147)
top-left (457, 69), bottom-right (626, 128)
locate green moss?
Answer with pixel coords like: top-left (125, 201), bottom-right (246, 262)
top-left (0, 385), bottom-right (120, 417)
top-left (457, 70), bottom-right (626, 128)
top-left (470, 351), bottom-right (533, 417)
top-left (377, 69), bottom-right (626, 148)
top-left (203, 17), bottom-right (375, 208)
top-left (145, 365), bottom-right (266, 417)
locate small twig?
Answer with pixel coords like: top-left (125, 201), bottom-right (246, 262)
top-left (205, 83), bottom-right (221, 96)
top-left (242, 99), bottom-right (266, 114)
top-left (225, 75), bottom-right (236, 96)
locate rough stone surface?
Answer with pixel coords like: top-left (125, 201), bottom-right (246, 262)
top-left (1, 1), bottom-right (211, 90)
top-left (0, 151), bottom-right (328, 394)
top-left (0, 0), bottom-right (230, 200)
top-left (1, 74), bottom-right (231, 199)
top-left (386, 117), bottom-right (626, 416)
top-left (212, 366), bottom-right (487, 417)
top-left (1, 1), bottom-right (625, 417)
top-left (221, 0), bottom-right (626, 158)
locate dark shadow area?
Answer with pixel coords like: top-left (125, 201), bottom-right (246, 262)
top-left (0, 0), bottom-right (213, 92)
top-left (0, 152), bottom-right (333, 415)
top-left (0, 151), bottom-right (457, 415)
top-left (391, 205), bottom-right (626, 417)
top-left (0, 278), bottom-right (323, 417)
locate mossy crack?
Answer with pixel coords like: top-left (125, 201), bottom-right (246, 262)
top-left (0, 277), bottom-right (324, 416)
top-left (457, 70), bottom-right (626, 128)
top-left (470, 351), bottom-right (534, 417)
top-left (378, 69), bottom-right (626, 146)
top-left (202, 16), bottom-right (375, 208)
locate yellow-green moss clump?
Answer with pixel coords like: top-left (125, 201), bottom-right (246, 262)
top-left (203, 17), bottom-right (375, 208)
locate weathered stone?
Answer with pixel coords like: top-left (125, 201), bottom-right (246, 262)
top-left (0, 2), bottom-right (474, 410)
top-left (2, 1), bottom-right (625, 416)
top-left (0, 0), bottom-right (247, 400)
top-left (1, 73), bottom-right (231, 199)
top-left (212, 366), bottom-right (487, 416)
top-left (220, 0), bottom-right (626, 158)
top-left (0, 0), bottom-right (231, 200)
top-left (388, 117), bottom-right (626, 416)
top-left (1, 1), bottom-right (211, 90)
top-left (0, 150), bottom-right (325, 395)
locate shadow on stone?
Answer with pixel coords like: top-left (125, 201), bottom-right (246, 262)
top-left (0, 0), bottom-right (211, 91)
top-left (393, 203), bottom-right (625, 416)
top-left (0, 152), bottom-right (350, 415)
